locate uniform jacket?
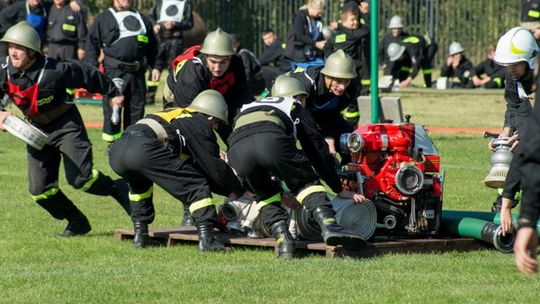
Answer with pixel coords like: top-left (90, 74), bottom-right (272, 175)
top-left (472, 58), bottom-right (505, 85)
top-left (503, 70), bottom-right (535, 133)
top-left (379, 31), bottom-right (409, 65)
top-left (259, 40), bottom-right (289, 72)
top-left (440, 56), bottom-right (474, 87)
top-left (323, 23), bottom-right (369, 68)
top-left (46, 2), bottom-right (87, 48)
top-left (149, 0), bottom-right (194, 40)
top-left (283, 9), bottom-right (324, 62)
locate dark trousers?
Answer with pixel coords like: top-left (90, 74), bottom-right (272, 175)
top-left (102, 67), bottom-right (147, 142)
top-left (108, 125), bottom-right (215, 224)
top-left (46, 42), bottom-right (78, 61)
top-left (227, 129), bottom-right (330, 227)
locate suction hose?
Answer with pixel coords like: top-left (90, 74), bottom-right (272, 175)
top-left (442, 210), bottom-right (540, 235)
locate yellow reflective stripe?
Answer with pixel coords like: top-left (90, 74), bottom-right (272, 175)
top-left (147, 80), bottom-right (160, 87)
top-left (360, 18), bottom-right (366, 25)
top-left (493, 77), bottom-right (502, 88)
top-left (256, 192), bottom-right (281, 210)
top-left (401, 66), bottom-right (412, 72)
top-left (511, 42), bottom-right (527, 55)
top-left (81, 169), bottom-right (99, 192)
top-left (422, 69), bottom-right (432, 75)
top-left (324, 218), bottom-right (336, 224)
top-left (153, 108), bottom-right (193, 122)
top-left (137, 35), bottom-right (148, 43)
top-left (66, 88), bottom-right (75, 95)
top-left (335, 34), bottom-right (347, 43)
top-left (497, 188), bottom-right (503, 195)
top-left (296, 185), bottom-right (326, 204)
top-left (403, 36), bottom-right (420, 44)
top-left (129, 186), bottom-right (153, 202)
top-left (293, 67), bottom-right (305, 73)
top-left (361, 79), bottom-right (371, 85)
top-left (342, 110), bottom-right (359, 119)
top-left (515, 190), bottom-right (522, 201)
top-left (102, 132), bottom-right (122, 142)
top-left (32, 188), bottom-right (59, 201)
top-left (281, 43), bottom-right (286, 49)
top-left (529, 10), bottom-right (540, 18)
top-left (189, 198), bottom-right (214, 213)
top-left (276, 236), bottom-right (284, 244)
top-left (62, 23), bottom-right (76, 32)
top-left (177, 113), bottom-right (192, 119)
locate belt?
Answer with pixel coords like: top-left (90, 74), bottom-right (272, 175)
top-left (234, 111), bottom-right (285, 130)
top-left (136, 118), bottom-right (169, 144)
top-left (29, 103), bottom-right (73, 125)
top-left (104, 56), bottom-right (143, 73)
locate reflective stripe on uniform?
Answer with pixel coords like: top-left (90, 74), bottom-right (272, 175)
top-left (341, 109), bottom-right (359, 119)
top-left (422, 68), bottom-right (432, 75)
top-left (335, 34), bottom-right (346, 43)
top-left (32, 187), bottom-right (59, 201)
top-left (256, 192), bottom-right (282, 210)
top-left (152, 108), bottom-right (193, 123)
top-left (189, 197), bottom-right (214, 213)
top-left (62, 24), bottom-right (76, 32)
top-left (493, 77), bottom-right (502, 88)
top-left (147, 80), bottom-right (160, 87)
top-left (401, 66), bottom-right (412, 73)
top-left (361, 79), bottom-right (371, 85)
top-left (296, 185), bottom-right (326, 204)
top-left (81, 169), bottom-right (99, 191)
top-left (529, 9), bottom-right (540, 18)
top-left (403, 36), bottom-right (420, 44)
top-left (129, 186), bottom-right (153, 202)
top-left (102, 132), bottom-right (122, 142)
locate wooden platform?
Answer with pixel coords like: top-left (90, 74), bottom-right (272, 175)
top-left (115, 227), bottom-right (488, 258)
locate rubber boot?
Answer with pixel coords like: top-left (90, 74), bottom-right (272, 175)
top-left (133, 221), bottom-right (149, 248)
top-left (180, 204), bottom-right (194, 226)
top-left (197, 223), bottom-right (227, 252)
top-left (111, 179), bottom-right (132, 216)
top-left (312, 206), bottom-right (366, 248)
top-left (57, 209), bottom-right (91, 237)
top-left (270, 221), bottom-right (296, 259)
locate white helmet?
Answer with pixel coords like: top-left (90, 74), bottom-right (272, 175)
top-left (448, 41), bottom-right (465, 56)
top-left (387, 42), bottom-right (406, 62)
top-left (494, 27), bottom-right (539, 69)
top-left (388, 15), bottom-right (403, 29)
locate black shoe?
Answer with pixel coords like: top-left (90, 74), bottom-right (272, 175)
top-left (270, 221), bottom-right (296, 259)
top-left (312, 206), bottom-right (366, 249)
top-left (111, 179), bottom-right (132, 216)
top-left (197, 223), bottom-right (228, 252)
top-left (181, 207), bottom-right (194, 226)
top-left (133, 221), bottom-right (149, 248)
top-left (57, 213), bottom-right (91, 237)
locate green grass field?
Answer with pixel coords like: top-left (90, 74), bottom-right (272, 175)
top-left (1, 91), bottom-right (538, 303)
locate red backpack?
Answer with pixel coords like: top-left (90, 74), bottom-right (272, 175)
top-left (171, 45), bottom-right (201, 76)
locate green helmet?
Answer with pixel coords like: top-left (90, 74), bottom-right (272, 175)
top-left (320, 49), bottom-right (357, 79)
top-left (0, 21), bottom-right (42, 54)
top-left (187, 89), bottom-right (229, 123)
top-left (271, 75), bottom-right (307, 97)
top-left (200, 28), bottom-right (235, 56)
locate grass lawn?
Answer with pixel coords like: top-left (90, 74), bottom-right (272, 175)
top-left (0, 91), bottom-right (538, 303)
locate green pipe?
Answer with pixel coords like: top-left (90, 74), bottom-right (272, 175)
top-left (441, 216), bottom-right (514, 253)
top-left (442, 210), bottom-right (540, 235)
top-left (369, 0), bottom-right (379, 123)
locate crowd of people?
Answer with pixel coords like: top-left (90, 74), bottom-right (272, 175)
top-left (0, 0), bottom-right (538, 273)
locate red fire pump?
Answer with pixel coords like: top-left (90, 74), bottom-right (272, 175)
top-left (340, 119), bottom-right (444, 235)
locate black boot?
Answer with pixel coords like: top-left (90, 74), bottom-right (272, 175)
top-left (57, 209), bottom-right (91, 237)
top-left (133, 221), bottom-right (149, 248)
top-left (270, 221), bottom-right (296, 259)
top-left (180, 204), bottom-right (194, 226)
top-left (197, 223), bottom-right (227, 252)
top-left (312, 206), bottom-right (366, 248)
top-left (111, 179), bottom-right (132, 216)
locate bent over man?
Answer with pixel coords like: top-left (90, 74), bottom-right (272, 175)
top-left (227, 76), bottom-right (366, 259)
top-left (0, 21), bottom-right (130, 236)
top-left (109, 90), bottom-right (250, 250)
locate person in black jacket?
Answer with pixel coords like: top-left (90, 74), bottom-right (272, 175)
top-left (440, 41), bottom-right (474, 88)
top-left (521, 0), bottom-right (540, 40)
top-left (166, 28), bottom-right (253, 140)
top-left (231, 33), bottom-right (266, 96)
top-left (259, 28), bottom-right (289, 90)
top-left (0, 21), bottom-right (131, 237)
top-left (385, 36), bottom-right (425, 88)
top-left (45, 0), bottom-right (87, 61)
top-left (109, 90), bottom-right (251, 250)
top-left (379, 15), bottom-right (409, 77)
top-left (471, 45), bottom-right (505, 89)
top-left (227, 76), bottom-right (366, 259)
top-left (283, 0), bottom-right (327, 63)
top-left (84, 0), bottom-right (160, 145)
top-left (290, 49), bottom-right (358, 163)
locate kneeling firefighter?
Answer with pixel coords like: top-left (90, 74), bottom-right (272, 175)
top-left (227, 75), bottom-right (366, 259)
top-left (109, 90), bottom-right (249, 250)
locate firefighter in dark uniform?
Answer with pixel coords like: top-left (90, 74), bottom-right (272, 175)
top-left (471, 45), bottom-right (505, 89)
top-left (259, 28), bottom-right (289, 90)
top-left (109, 90), bottom-right (249, 250)
top-left (45, 0), bottom-right (87, 61)
top-left (440, 41), bottom-right (474, 88)
top-left (0, 22), bottom-right (131, 236)
top-left (379, 15), bottom-right (409, 77)
top-left (166, 28), bottom-right (253, 140)
top-left (84, 0), bottom-right (160, 144)
top-left (290, 49), bottom-right (358, 163)
top-left (227, 75), bottom-right (366, 259)
top-left (148, 0), bottom-right (193, 105)
top-left (521, 0), bottom-right (540, 40)
top-left (490, 27), bottom-right (538, 234)
top-left (385, 38), bottom-right (424, 88)
top-left (231, 33), bottom-right (266, 96)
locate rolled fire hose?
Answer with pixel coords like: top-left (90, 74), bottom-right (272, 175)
top-left (442, 210), bottom-right (540, 235)
top-left (332, 198), bottom-right (377, 240)
top-left (441, 215), bottom-right (515, 253)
